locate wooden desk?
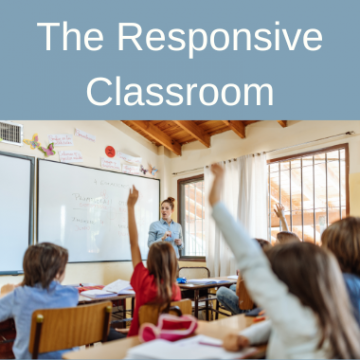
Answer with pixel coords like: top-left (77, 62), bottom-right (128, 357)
top-left (179, 277), bottom-right (236, 318)
top-left (63, 313), bottom-right (266, 360)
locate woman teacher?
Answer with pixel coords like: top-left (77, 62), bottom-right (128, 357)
top-left (148, 197), bottom-right (183, 258)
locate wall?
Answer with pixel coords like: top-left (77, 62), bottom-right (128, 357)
top-left (0, 120), bottom-right (160, 287)
top-left (168, 120), bottom-right (360, 217)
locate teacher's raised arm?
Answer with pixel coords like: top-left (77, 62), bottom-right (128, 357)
top-left (148, 197), bottom-right (184, 259)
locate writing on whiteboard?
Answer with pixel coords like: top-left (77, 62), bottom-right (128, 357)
top-left (75, 128), bottom-right (96, 142)
top-left (48, 134), bottom-right (74, 147)
top-left (59, 150), bottom-right (83, 163)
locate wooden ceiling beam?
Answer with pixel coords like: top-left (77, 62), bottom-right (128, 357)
top-left (173, 121), bottom-right (211, 148)
top-left (222, 120), bottom-right (245, 139)
top-left (128, 121), bottom-right (182, 156)
top-left (277, 120), bottom-right (287, 128)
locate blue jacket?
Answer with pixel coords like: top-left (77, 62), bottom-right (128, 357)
top-left (343, 273), bottom-right (360, 326)
top-left (0, 281), bottom-right (78, 359)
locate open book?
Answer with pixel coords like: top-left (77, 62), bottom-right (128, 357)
top-left (186, 279), bottom-right (230, 285)
top-left (81, 279), bottom-right (134, 299)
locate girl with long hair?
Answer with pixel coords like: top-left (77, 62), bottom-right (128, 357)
top-left (209, 164), bottom-right (360, 359)
top-left (127, 186), bottom-right (181, 337)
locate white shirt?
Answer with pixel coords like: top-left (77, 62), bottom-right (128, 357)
top-left (212, 202), bottom-right (331, 359)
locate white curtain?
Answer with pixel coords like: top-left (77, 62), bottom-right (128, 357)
top-left (204, 153), bottom-right (268, 277)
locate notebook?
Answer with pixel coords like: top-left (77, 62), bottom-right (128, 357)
top-left (80, 279), bottom-right (134, 299)
top-left (126, 335), bottom-right (257, 359)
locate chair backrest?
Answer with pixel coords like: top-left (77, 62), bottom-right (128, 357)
top-left (179, 267), bottom-right (210, 279)
top-left (29, 301), bottom-right (112, 359)
top-left (238, 280), bottom-right (254, 310)
top-left (139, 299), bottom-right (192, 326)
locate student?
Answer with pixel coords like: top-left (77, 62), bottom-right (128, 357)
top-left (0, 243), bottom-right (78, 359)
top-left (274, 203), bottom-right (300, 244)
top-left (216, 239), bottom-right (270, 315)
top-left (209, 164), bottom-right (360, 359)
top-left (127, 186), bottom-right (181, 337)
top-left (321, 217), bottom-right (360, 326)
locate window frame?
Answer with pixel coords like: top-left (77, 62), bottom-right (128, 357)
top-left (267, 143), bottom-right (350, 242)
top-left (177, 174), bottom-right (206, 262)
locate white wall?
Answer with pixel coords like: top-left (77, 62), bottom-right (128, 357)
top-left (0, 120), bottom-right (159, 287)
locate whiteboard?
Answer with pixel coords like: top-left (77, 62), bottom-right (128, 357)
top-left (37, 159), bottom-right (160, 262)
top-left (0, 151), bottom-right (34, 274)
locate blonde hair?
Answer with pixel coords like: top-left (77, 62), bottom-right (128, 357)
top-left (276, 231), bottom-right (301, 244)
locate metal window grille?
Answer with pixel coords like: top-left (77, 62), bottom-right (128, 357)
top-left (268, 147), bottom-right (347, 244)
top-left (180, 179), bottom-right (205, 257)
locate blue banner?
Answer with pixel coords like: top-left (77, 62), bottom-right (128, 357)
top-left (0, 1), bottom-right (359, 120)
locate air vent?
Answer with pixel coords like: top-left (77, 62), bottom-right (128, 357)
top-left (0, 121), bottom-right (23, 146)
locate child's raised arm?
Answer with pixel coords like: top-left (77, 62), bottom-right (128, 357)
top-left (274, 203), bottom-right (289, 231)
top-left (127, 185), bottom-right (142, 268)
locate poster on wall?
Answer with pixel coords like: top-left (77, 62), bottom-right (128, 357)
top-left (48, 134), bottom-right (74, 147)
top-left (59, 150), bottom-right (83, 163)
top-left (100, 157), bottom-right (121, 171)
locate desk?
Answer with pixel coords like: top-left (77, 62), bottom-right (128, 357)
top-left (179, 277), bottom-right (236, 318)
top-left (63, 313), bottom-right (266, 360)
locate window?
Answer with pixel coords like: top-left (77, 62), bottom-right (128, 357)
top-left (268, 144), bottom-right (349, 244)
top-left (178, 175), bottom-right (206, 259)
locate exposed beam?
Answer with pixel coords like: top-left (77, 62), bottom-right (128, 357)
top-left (128, 121), bottom-right (182, 156)
top-left (277, 120), bottom-right (287, 128)
top-left (173, 121), bottom-right (211, 148)
top-left (222, 120), bottom-right (246, 139)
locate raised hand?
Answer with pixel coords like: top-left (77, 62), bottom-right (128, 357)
top-left (127, 185), bottom-right (139, 207)
top-left (209, 163), bottom-right (225, 206)
top-left (274, 203), bottom-right (285, 219)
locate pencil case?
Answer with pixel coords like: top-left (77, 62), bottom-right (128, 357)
top-left (139, 314), bottom-right (198, 342)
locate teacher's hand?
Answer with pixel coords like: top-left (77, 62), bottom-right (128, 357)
top-left (174, 238), bottom-right (182, 246)
top-left (162, 231), bottom-right (172, 241)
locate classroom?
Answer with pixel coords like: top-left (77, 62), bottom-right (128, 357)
top-left (1, 120), bottom-right (360, 359)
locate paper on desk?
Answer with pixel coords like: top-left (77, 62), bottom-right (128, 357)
top-left (103, 279), bottom-right (132, 294)
top-left (187, 279), bottom-right (230, 285)
top-left (227, 275), bottom-right (238, 280)
top-left (80, 289), bottom-right (118, 299)
top-left (126, 335), bottom-right (257, 359)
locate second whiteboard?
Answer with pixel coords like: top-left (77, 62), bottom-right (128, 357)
top-left (37, 159), bottom-right (160, 262)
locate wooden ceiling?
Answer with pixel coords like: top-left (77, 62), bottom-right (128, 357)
top-left (122, 120), bottom-right (287, 156)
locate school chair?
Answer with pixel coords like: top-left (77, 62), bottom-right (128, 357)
top-left (179, 267), bottom-right (217, 321)
top-left (139, 299), bottom-right (192, 326)
top-left (28, 301), bottom-right (112, 359)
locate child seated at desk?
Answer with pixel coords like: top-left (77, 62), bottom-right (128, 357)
top-left (0, 243), bottom-right (78, 359)
top-left (126, 186), bottom-right (181, 337)
top-left (209, 163), bottom-right (360, 359)
top-left (216, 239), bottom-right (271, 315)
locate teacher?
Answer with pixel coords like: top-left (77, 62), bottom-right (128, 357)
top-left (148, 197), bottom-right (183, 258)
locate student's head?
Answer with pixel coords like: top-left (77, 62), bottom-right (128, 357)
top-left (321, 217), bottom-right (360, 277)
top-left (265, 242), bottom-right (360, 358)
top-left (254, 238), bottom-right (272, 251)
top-left (276, 231), bottom-right (301, 245)
top-left (161, 197), bottom-right (175, 221)
top-left (22, 242), bottom-right (69, 289)
top-left (147, 242), bottom-right (178, 304)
